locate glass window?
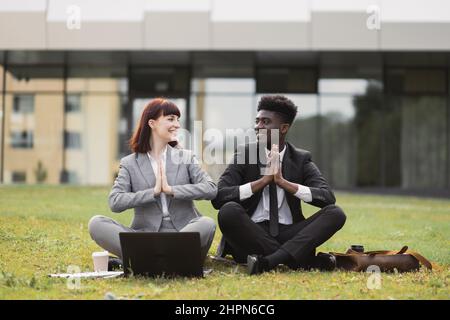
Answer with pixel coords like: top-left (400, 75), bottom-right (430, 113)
top-left (384, 67), bottom-right (448, 189)
top-left (6, 66), bottom-right (64, 93)
top-left (65, 62), bottom-right (128, 185)
top-left (384, 52), bottom-right (447, 68)
top-left (8, 51), bottom-right (64, 65)
top-left (320, 96), bottom-right (357, 188)
top-left (63, 93), bottom-right (123, 185)
top-left (192, 78), bottom-right (255, 94)
top-left (64, 131), bottom-right (81, 149)
top-left (65, 94), bottom-right (81, 113)
top-left (10, 95), bottom-right (35, 149)
top-left (10, 130), bottom-right (33, 149)
top-left (0, 62), bottom-right (4, 91)
top-left (190, 78), bottom-right (255, 181)
top-left (67, 66), bottom-right (127, 95)
top-left (353, 84), bottom-right (385, 187)
top-left (129, 67), bottom-right (189, 96)
top-left (5, 93), bottom-right (63, 185)
top-left (60, 170), bottom-right (79, 184)
top-left (397, 96), bottom-right (447, 188)
top-left (13, 95), bottom-right (34, 113)
top-left (386, 68), bottom-right (447, 94)
top-left (11, 171), bottom-right (26, 183)
top-left (4, 61), bottom-right (65, 185)
top-left (319, 76), bottom-right (383, 188)
top-left (256, 68), bottom-right (317, 94)
top-left (201, 94), bottom-right (255, 180)
top-left (319, 79), bottom-right (368, 95)
top-left (202, 95), bottom-right (255, 132)
top-left (192, 52), bottom-right (254, 79)
top-left (448, 69), bottom-right (450, 189)
top-left (118, 95), bottom-right (129, 159)
top-left (318, 63), bottom-right (383, 188)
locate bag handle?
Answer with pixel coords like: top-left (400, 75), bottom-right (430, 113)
top-left (404, 250), bottom-right (433, 270)
top-left (364, 245), bottom-right (409, 256)
top-left (337, 246), bottom-right (433, 270)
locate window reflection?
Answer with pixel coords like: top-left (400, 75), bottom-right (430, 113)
top-left (320, 96), bottom-right (356, 188)
top-left (10, 130), bottom-right (33, 149)
top-left (353, 83), bottom-right (385, 186)
top-left (319, 78), bottom-right (383, 188)
top-left (0, 64), bottom-right (4, 89)
top-left (4, 64), bottom-right (64, 184)
top-left (319, 79), bottom-right (369, 95)
top-left (0, 52), bottom-right (448, 191)
top-left (66, 70), bottom-right (127, 185)
top-left (399, 96), bottom-right (447, 188)
top-left (191, 78), bottom-right (255, 181)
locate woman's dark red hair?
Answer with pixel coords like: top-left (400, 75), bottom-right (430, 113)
top-left (129, 98), bottom-right (181, 153)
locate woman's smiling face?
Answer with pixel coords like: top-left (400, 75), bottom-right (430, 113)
top-left (149, 113), bottom-right (180, 143)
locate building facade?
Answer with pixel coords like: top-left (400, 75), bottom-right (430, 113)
top-left (0, 0), bottom-right (449, 194)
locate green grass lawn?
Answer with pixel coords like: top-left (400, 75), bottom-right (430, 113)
top-left (0, 185), bottom-right (449, 299)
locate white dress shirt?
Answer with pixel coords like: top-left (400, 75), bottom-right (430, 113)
top-left (239, 146), bottom-right (312, 225)
top-left (147, 148), bottom-right (171, 220)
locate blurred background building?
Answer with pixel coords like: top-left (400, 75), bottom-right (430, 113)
top-left (0, 0), bottom-right (449, 195)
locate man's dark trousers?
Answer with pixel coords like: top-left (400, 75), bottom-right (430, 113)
top-left (218, 201), bottom-right (346, 267)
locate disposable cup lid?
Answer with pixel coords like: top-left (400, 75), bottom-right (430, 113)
top-left (92, 251), bottom-right (109, 257)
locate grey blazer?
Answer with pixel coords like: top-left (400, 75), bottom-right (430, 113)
top-left (108, 145), bottom-right (217, 231)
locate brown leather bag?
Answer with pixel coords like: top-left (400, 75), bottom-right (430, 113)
top-left (329, 246), bottom-right (433, 272)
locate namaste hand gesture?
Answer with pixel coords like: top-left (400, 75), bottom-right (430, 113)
top-left (154, 158), bottom-right (173, 196)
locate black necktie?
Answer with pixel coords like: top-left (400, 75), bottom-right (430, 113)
top-left (269, 182), bottom-right (279, 237)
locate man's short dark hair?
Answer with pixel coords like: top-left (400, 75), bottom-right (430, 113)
top-left (257, 95), bottom-right (298, 125)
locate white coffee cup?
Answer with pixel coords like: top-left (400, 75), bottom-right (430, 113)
top-left (92, 251), bottom-right (109, 272)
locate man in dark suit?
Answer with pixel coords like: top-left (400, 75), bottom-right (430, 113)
top-left (211, 95), bottom-right (346, 275)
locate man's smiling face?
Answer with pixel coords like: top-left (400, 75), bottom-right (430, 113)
top-left (254, 110), bottom-right (287, 147)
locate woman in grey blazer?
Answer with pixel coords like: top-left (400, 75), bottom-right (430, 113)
top-left (88, 98), bottom-right (217, 265)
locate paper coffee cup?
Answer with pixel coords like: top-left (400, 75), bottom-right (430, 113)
top-left (92, 251), bottom-right (109, 272)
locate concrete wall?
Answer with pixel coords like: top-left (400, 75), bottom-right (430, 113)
top-left (1, 0), bottom-right (450, 50)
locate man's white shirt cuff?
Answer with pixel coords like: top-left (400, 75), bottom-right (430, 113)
top-left (294, 184), bottom-right (312, 203)
top-left (239, 183), bottom-right (253, 200)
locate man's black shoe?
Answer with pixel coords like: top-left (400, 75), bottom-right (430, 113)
top-left (247, 255), bottom-right (269, 275)
top-left (313, 253), bottom-right (337, 271)
top-left (108, 257), bottom-right (123, 271)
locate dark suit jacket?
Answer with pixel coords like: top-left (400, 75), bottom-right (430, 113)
top-left (211, 141), bottom-right (336, 257)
